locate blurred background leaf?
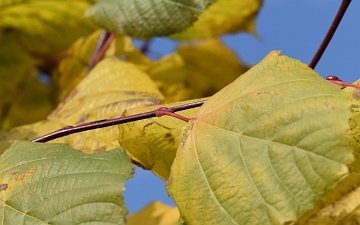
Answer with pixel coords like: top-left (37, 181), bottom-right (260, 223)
top-left (85, 0), bottom-right (215, 38)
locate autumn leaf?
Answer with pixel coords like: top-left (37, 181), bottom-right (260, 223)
top-left (177, 38), bottom-right (248, 98)
top-left (0, 141), bottom-right (134, 224)
top-left (172, 0), bottom-right (262, 39)
top-left (119, 99), bottom-right (203, 180)
top-left (1, 57), bottom-right (164, 154)
top-left (49, 57), bottom-right (164, 153)
top-left (146, 53), bottom-right (192, 103)
top-left (127, 201), bottom-right (179, 225)
top-left (0, 0), bottom-right (97, 65)
top-left (55, 29), bottom-right (152, 97)
top-left (343, 80), bottom-right (360, 173)
top-left (166, 51), bottom-right (353, 225)
top-left (294, 173), bottom-right (360, 224)
top-left (85, 0), bottom-right (215, 38)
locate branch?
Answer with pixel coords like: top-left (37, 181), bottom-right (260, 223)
top-left (31, 100), bottom-right (206, 143)
top-left (308, 0), bottom-right (352, 69)
top-left (86, 30), bottom-right (111, 74)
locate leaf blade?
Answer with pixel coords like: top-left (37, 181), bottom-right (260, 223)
top-left (0, 141), bottom-right (134, 224)
top-left (167, 51), bottom-right (353, 225)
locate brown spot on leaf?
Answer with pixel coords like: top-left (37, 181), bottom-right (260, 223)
top-left (10, 171), bottom-right (18, 176)
top-left (15, 167), bottom-right (38, 181)
top-left (0, 184), bottom-right (8, 191)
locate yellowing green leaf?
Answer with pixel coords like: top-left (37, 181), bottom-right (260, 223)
top-left (0, 0), bottom-right (97, 64)
top-left (343, 80), bottom-right (360, 173)
top-left (177, 39), bottom-right (248, 98)
top-left (0, 141), bottom-right (134, 224)
top-left (127, 201), bottom-right (179, 225)
top-left (294, 173), bottom-right (360, 225)
top-left (166, 51), bottom-right (353, 225)
top-left (119, 99), bottom-right (202, 180)
top-left (85, 0), bottom-right (215, 38)
top-left (172, 0), bottom-right (262, 39)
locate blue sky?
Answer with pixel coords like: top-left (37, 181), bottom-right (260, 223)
top-left (124, 0), bottom-right (360, 214)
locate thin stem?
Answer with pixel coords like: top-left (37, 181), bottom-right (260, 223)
top-left (31, 100), bottom-right (206, 143)
top-left (156, 107), bottom-right (190, 122)
top-left (86, 30), bottom-right (110, 74)
top-left (308, 0), bottom-right (352, 69)
top-left (93, 33), bottom-right (116, 65)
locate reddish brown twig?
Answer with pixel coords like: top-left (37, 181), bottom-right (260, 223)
top-left (156, 107), bottom-right (190, 122)
top-left (93, 33), bottom-right (116, 65)
top-left (31, 100), bottom-right (205, 143)
top-left (309, 0), bottom-right (352, 69)
top-left (86, 30), bottom-right (111, 74)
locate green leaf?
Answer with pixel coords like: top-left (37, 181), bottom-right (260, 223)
top-left (0, 141), bottom-right (134, 224)
top-left (172, 0), bottom-right (262, 39)
top-left (85, 0), bottom-right (215, 38)
top-left (119, 99), bottom-right (203, 180)
top-left (166, 51), bottom-right (353, 225)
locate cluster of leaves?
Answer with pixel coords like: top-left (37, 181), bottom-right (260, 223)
top-left (0, 0), bottom-right (360, 224)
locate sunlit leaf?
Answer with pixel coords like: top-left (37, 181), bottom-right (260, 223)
top-left (56, 29), bottom-right (152, 97)
top-left (177, 38), bottom-right (248, 98)
top-left (85, 0), bottom-right (215, 38)
top-left (294, 173), bottom-right (360, 225)
top-left (166, 51), bottom-right (353, 225)
top-left (119, 99), bottom-right (202, 180)
top-left (127, 201), bottom-right (179, 225)
top-left (0, 0), bottom-right (97, 65)
top-left (343, 80), bottom-right (360, 173)
top-left (173, 0), bottom-right (262, 39)
top-left (50, 57), bottom-right (164, 153)
top-left (0, 141), bottom-right (134, 224)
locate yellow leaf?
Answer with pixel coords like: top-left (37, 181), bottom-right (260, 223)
top-left (127, 201), bottom-right (179, 225)
top-left (56, 29), bottom-right (152, 97)
top-left (0, 0), bottom-right (97, 65)
top-left (147, 53), bottom-right (192, 103)
top-left (172, 0), bottom-right (262, 39)
top-left (119, 99), bottom-right (204, 180)
top-left (50, 57), bottom-right (164, 153)
top-left (56, 30), bottom-right (103, 97)
top-left (294, 173), bottom-right (360, 225)
top-left (2, 75), bottom-right (53, 130)
top-left (0, 120), bottom-right (64, 154)
top-left (177, 39), bottom-right (248, 98)
top-left (0, 34), bottom-right (39, 129)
